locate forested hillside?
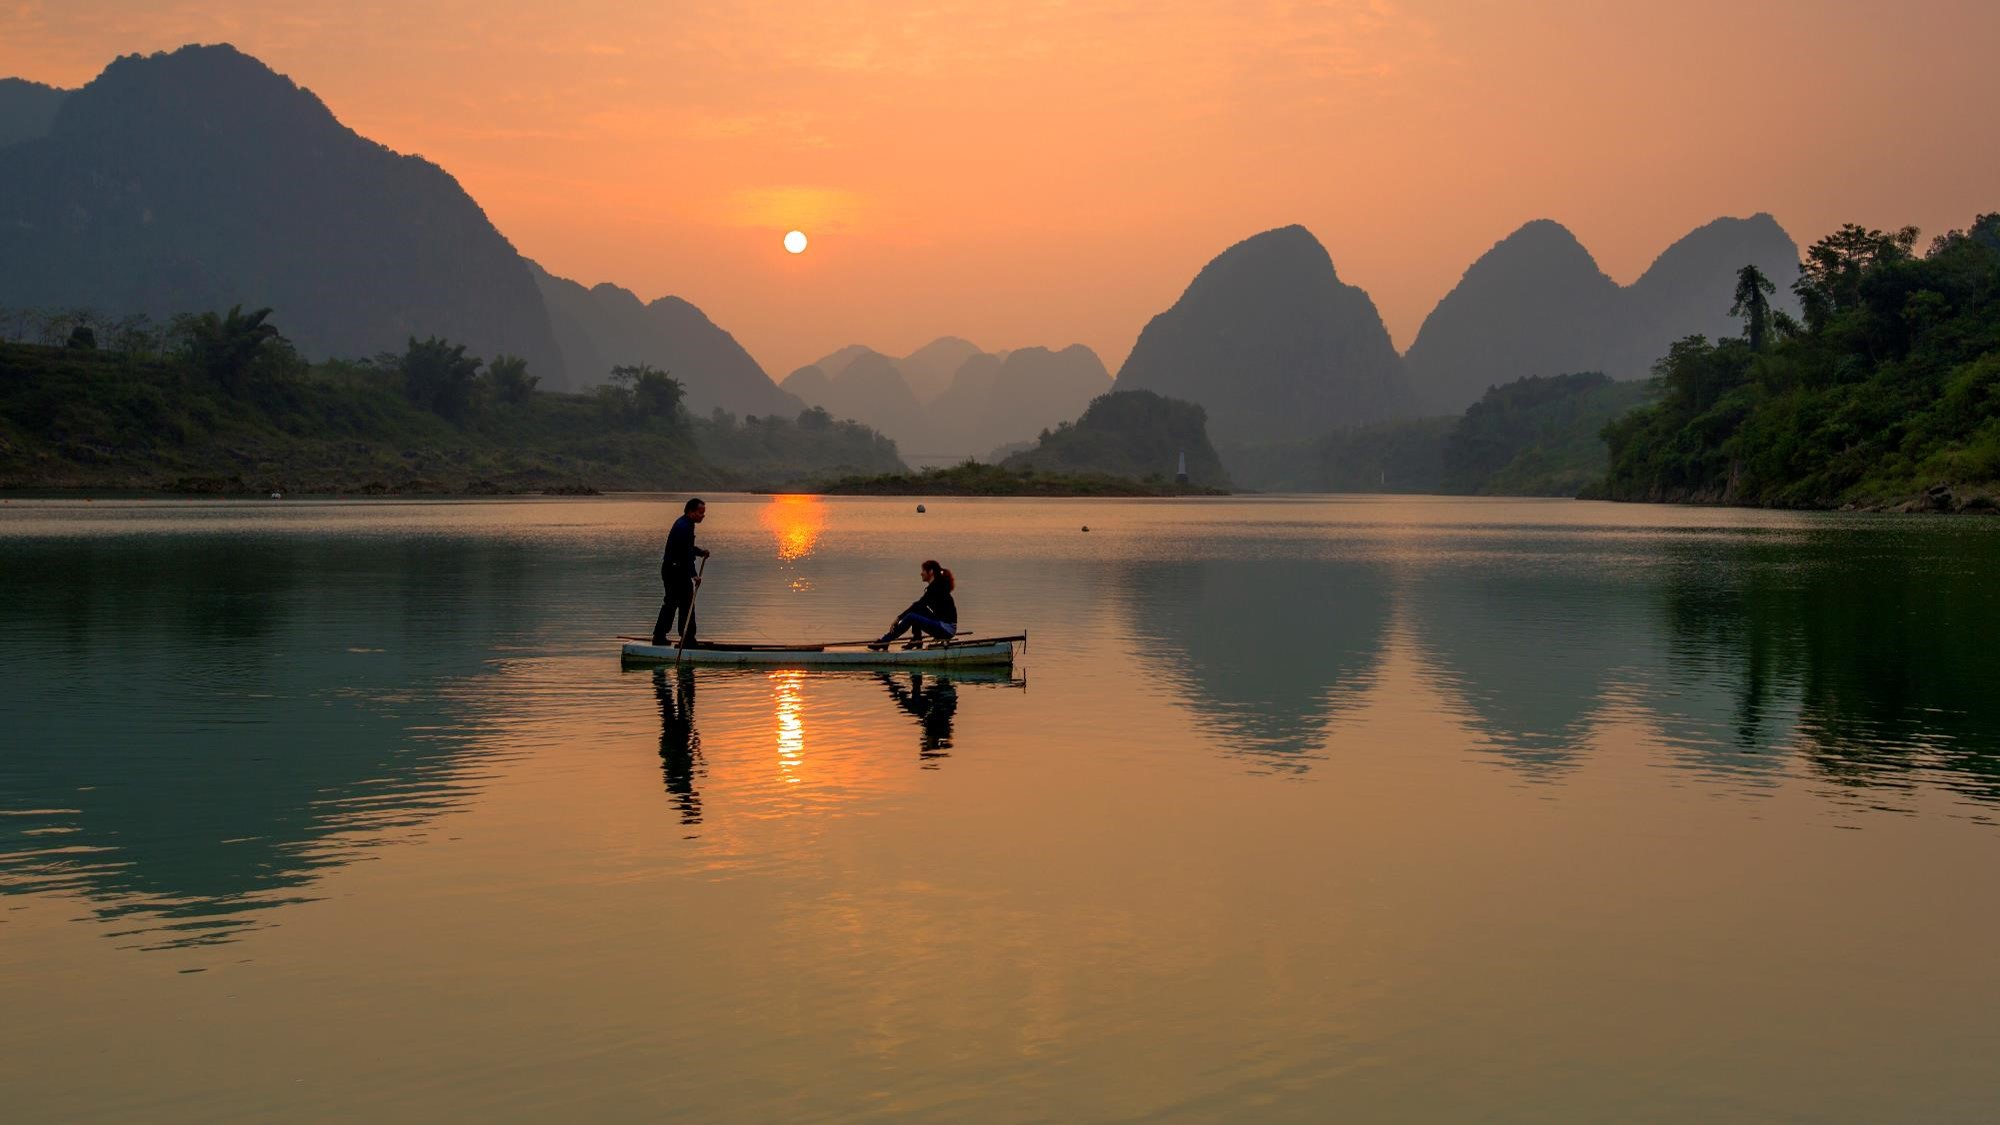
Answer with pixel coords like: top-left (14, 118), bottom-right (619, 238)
top-left (1228, 373), bottom-right (1651, 495)
top-left (1002, 390), bottom-right (1230, 488)
top-left (1601, 214), bottom-right (2000, 509)
top-left (0, 308), bottom-right (901, 492)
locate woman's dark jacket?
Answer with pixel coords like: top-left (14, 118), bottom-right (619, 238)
top-left (904, 577), bottom-right (957, 625)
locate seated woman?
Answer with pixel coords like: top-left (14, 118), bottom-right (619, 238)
top-left (870, 560), bottom-right (958, 650)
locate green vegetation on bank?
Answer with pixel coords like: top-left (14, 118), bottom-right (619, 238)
top-left (803, 391), bottom-right (1232, 495)
top-left (807, 459), bottom-right (1228, 497)
top-left (1230, 373), bottom-right (1653, 495)
top-left (1451, 373), bottom-right (1654, 495)
top-left (0, 307), bottom-right (902, 492)
top-left (1228, 416), bottom-right (1453, 493)
top-left (1600, 213), bottom-right (2000, 509)
top-left (1001, 390), bottom-right (1231, 487)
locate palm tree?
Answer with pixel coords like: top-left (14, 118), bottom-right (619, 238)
top-left (1730, 265), bottom-right (1776, 352)
top-left (178, 305), bottom-right (284, 392)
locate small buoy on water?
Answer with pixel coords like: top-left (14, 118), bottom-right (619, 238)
top-left (916, 503), bottom-right (926, 513)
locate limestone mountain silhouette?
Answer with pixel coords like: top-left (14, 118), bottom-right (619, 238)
top-left (1406, 215), bottom-right (1801, 412)
top-left (0, 44), bottom-right (566, 379)
top-left (1112, 225), bottom-right (1411, 446)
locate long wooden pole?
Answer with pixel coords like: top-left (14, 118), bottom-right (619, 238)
top-left (675, 554), bottom-right (707, 664)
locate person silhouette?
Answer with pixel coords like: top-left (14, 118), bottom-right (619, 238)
top-left (869, 560), bottom-right (958, 650)
top-left (652, 497), bottom-right (711, 647)
top-left (879, 671), bottom-right (960, 763)
top-left (655, 666), bottom-right (703, 825)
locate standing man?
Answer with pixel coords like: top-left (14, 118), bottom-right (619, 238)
top-left (652, 497), bottom-right (711, 647)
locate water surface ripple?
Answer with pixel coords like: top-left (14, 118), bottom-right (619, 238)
top-left (2, 495), bottom-right (1997, 1122)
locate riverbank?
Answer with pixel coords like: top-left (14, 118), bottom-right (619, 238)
top-left (1580, 480), bottom-right (2000, 513)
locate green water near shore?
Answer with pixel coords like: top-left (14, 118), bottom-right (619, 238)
top-left (3, 495), bottom-right (1997, 1121)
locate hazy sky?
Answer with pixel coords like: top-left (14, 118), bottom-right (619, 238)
top-left (5, 1), bottom-right (1997, 379)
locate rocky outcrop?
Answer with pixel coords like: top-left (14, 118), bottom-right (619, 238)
top-left (1403, 220), bottom-right (1624, 414)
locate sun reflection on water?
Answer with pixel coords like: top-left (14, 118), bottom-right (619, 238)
top-left (761, 494), bottom-right (826, 563)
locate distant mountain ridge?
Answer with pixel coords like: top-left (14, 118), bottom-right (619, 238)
top-left (530, 263), bottom-right (802, 415)
top-left (1405, 214), bottom-right (1800, 411)
top-left (929, 344), bottom-right (1109, 454)
top-left (1112, 225), bottom-right (1412, 446)
top-left (896, 336), bottom-right (984, 400)
top-left (781, 337), bottom-right (1110, 462)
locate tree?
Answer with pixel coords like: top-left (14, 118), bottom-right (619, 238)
top-left (1794, 223), bottom-right (1920, 330)
top-left (106, 313), bottom-right (164, 357)
top-left (1730, 264), bottom-right (1777, 351)
top-left (486, 354), bottom-right (538, 405)
top-left (1653, 335), bottom-right (1752, 416)
top-left (609, 364), bottom-right (685, 421)
top-left (401, 336), bottom-right (483, 420)
top-left (172, 305), bottom-right (297, 395)
top-left (36, 307), bottom-right (98, 348)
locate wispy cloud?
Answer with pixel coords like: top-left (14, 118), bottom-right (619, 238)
top-left (720, 184), bottom-right (865, 230)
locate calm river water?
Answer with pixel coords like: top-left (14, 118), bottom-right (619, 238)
top-left (3, 495), bottom-right (1998, 1122)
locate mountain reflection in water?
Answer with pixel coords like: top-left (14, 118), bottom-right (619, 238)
top-left (1115, 557), bottom-right (1393, 768)
top-left (1657, 531), bottom-right (2000, 805)
top-left (5, 497), bottom-right (1999, 962)
top-left (1110, 519), bottom-right (2000, 806)
top-left (0, 534), bottom-right (517, 949)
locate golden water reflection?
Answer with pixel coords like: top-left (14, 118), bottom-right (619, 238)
top-left (760, 494), bottom-right (826, 564)
top-left (773, 669), bottom-right (806, 784)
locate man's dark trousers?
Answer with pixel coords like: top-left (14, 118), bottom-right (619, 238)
top-left (652, 574), bottom-right (697, 646)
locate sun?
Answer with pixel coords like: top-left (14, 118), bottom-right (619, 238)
top-left (783, 230), bottom-right (808, 254)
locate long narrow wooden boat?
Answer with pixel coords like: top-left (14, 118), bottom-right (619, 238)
top-left (618, 633), bottom-right (1024, 667)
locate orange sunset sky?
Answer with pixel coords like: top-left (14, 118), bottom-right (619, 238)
top-left (4, 1), bottom-right (1997, 380)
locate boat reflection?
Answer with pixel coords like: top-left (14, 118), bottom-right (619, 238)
top-left (644, 666), bottom-right (1025, 820)
top-left (880, 672), bottom-right (959, 762)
